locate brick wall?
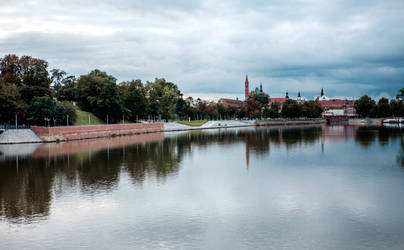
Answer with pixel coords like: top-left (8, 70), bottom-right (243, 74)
top-left (31, 123), bottom-right (164, 142)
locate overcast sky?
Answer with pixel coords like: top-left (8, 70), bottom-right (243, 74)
top-left (1, 0), bottom-right (403, 100)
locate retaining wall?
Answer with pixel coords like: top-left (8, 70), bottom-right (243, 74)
top-left (31, 123), bottom-right (164, 142)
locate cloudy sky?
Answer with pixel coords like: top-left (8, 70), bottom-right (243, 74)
top-left (1, 0), bottom-right (403, 100)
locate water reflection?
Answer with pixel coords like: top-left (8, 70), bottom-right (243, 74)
top-left (0, 125), bottom-right (403, 224)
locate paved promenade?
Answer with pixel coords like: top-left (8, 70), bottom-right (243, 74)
top-left (164, 120), bottom-right (254, 131)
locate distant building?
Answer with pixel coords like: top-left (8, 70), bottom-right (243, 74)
top-left (296, 91), bottom-right (306, 103)
top-left (218, 98), bottom-right (243, 108)
top-left (268, 91), bottom-right (289, 108)
top-left (315, 88), bottom-right (330, 101)
top-left (315, 89), bottom-right (357, 117)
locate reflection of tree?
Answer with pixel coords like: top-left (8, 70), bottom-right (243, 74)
top-left (0, 158), bottom-right (54, 223)
top-left (354, 127), bottom-right (378, 148)
top-left (124, 141), bottom-right (182, 185)
top-left (355, 126), bottom-right (404, 148)
top-left (280, 126), bottom-right (322, 149)
top-left (397, 137), bottom-right (404, 168)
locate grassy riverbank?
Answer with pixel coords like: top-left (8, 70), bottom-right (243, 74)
top-left (74, 109), bottom-right (103, 125)
top-left (177, 120), bottom-right (207, 127)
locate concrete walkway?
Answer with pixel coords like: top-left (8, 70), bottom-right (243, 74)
top-left (0, 129), bottom-right (42, 144)
top-left (164, 120), bottom-right (254, 131)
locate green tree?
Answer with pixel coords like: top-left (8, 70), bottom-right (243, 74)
top-left (376, 98), bottom-right (391, 117)
top-left (301, 101), bottom-right (323, 118)
top-left (28, 96), bottom-right (64, 125)
top-left (0, 79), bottom-right (26, 123)
top-left (119, 80), bottom-right (149, 121)
top-left (354, 95), bottom-right (376, 117)
top-left (18, 56), bottom-right (52, 105)
top-left (59, 101), bottom-right (77, 125)
top-left (147, 78), bottom-right (180, 120)
top-left (390, 99), bottom-right (404, 117)
top-left (252, 92), bottom-right (269, 106)
top-left (281, 99), bottom-right (301, 118)
top-left (76, 69), bottom-right (122, 122)
top-left (243, 97), bottom-right (262, 118)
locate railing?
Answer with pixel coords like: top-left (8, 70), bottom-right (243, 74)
top-left (0, 124), bottom-right (31, 130)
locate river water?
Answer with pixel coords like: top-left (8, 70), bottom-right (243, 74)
top-left (1, 125), bottom-right (404, 250)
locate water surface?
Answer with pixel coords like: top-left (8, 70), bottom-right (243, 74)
top-left (1, 125), bottom-right (404, 249)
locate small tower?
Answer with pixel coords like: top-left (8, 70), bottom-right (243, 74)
top-left (321, 88), bottom-right (324, 97)
top-left (286, 91), bottom-right (289, 99)
top-left (298, 91), bottom-right (301, 98)
top-left (245, 74), bottom-right (249, 99)
top-left (259, 83), bottom-right (263, 93)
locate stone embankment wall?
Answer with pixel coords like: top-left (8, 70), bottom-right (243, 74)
top-left (31, 123), bottom-right (163, 142)
top-left (255, 119), bottom-right (326, 126)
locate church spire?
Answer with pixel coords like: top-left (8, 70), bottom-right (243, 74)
top-left (298, 91), bottom-right (301, 98)
top-left (259, 82), bottom-right (263, 93)
top-left (321, 88), bottom-right (324, 96)
top-left (245, 74), bottom-right (249, 99)
top-left (286, 90), bottom-right (289, 98)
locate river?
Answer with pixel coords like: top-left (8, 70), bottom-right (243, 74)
top-left (1, 125), bottom-right (404, 249)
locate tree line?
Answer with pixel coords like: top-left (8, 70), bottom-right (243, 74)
top-left (3, 54), bottom-right (402, 126)
top-left (354, 92), bottom-right (404, 118)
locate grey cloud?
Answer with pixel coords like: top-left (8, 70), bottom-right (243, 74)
top-left (0, 0), bottom-right (403, 100)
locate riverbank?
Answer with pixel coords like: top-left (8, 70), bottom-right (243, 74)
top-left (0, 119), bottom-right (327, 144)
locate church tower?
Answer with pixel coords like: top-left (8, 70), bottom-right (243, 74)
top-left (245, 74), bottom-right (249, 99)
top-left (259, 82), bottom-right (263, 93)
top-left (321, 88), bottom-right (324, 97)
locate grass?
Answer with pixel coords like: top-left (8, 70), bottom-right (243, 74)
top-left (74, 109), bottom-right (104, 125)
top-left (177, 120), bottom-right (207, 127)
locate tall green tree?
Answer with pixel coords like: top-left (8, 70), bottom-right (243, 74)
top-left (281, 99), bottom-right (301, 118)
top-left (376, 98), bottom-right (391, 117)
top-left (354, 95), bottom-right (376, 117)
top-left (18, 56), bottom-right (52, 105)
top-left (390, 99), bottom-right (404, 117)
top-left (76, 69), bottom-right (122, 122)
top-left (146, 78), bottom-right (180, 120)
top-left (252, 92), bottom-right (269, 106)
top-left (301, 101), bottom-right (323, 118)
top-left (28, 96), bottom-right (64, 125)
top-left (119, 80), bottom-right (149, 121)
top-left (0, 79), bottom-right (26, 123)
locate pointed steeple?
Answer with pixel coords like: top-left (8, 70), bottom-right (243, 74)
top-left (298, 91), bottom-right (301, 98)
top-left (245, 74), bottom-right (249, 99)
top-left (321, 88), bottom-right (324, 96)
top-left (259, 82), bottom-right (263, 93)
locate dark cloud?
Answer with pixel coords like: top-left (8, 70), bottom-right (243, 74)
top-left (0, 0), bottom-right (403, 100)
